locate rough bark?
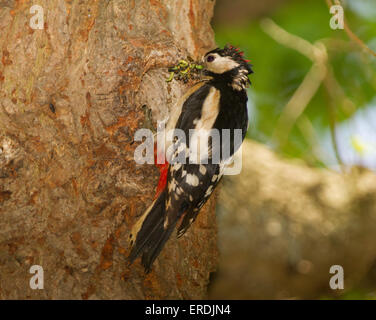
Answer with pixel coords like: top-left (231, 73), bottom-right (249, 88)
top-left (209, 140), bottom-right (376, 299)
top-left (0, 0), bottom-right (218, 299)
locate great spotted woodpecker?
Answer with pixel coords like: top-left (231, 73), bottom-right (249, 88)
top-left (129, 45), bottom-right (253, 273)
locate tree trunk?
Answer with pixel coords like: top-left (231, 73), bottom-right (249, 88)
top-left (0, 0), bottom-right (218, 299)
top-left (209, 140), bottom-right (376, 299)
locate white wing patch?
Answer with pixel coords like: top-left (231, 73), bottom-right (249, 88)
top-left (189, 87), bottom-right (220, 163)
top-left (199, 165), bottom-right (207, 175)
top-left (185, 173), bottom-right (199, 186)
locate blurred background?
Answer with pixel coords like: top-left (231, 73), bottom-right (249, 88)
top-left (207, 0), bottom-right (376, 299)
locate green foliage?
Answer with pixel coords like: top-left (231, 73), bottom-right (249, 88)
top-left (214, 0), bottom-right (376, 167)
top-left (321, 289), bottom-right (376, 300)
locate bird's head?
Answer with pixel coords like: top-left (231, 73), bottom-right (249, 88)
top-left (203, 45), bottom-right (253, 90)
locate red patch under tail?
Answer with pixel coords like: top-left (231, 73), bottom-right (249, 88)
top-left (154, 143), bottom-right (169, 199)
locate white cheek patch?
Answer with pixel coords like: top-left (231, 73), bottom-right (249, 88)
top-left (207, 55), bottom-right (240, 74)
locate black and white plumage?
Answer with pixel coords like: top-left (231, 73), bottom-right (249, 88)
top-left (129, 45), bottom-right (253, 273)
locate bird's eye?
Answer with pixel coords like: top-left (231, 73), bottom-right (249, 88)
top-left (206, 55), bottom-right (215, 63)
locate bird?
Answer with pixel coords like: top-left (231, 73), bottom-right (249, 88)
top-left (128, 45), bottom-right (253, 273)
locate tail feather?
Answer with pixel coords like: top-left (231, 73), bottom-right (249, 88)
top-left (128, 191), bottom-right (177, 273)
top-left (140, 220), bottom-right (177, 273)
